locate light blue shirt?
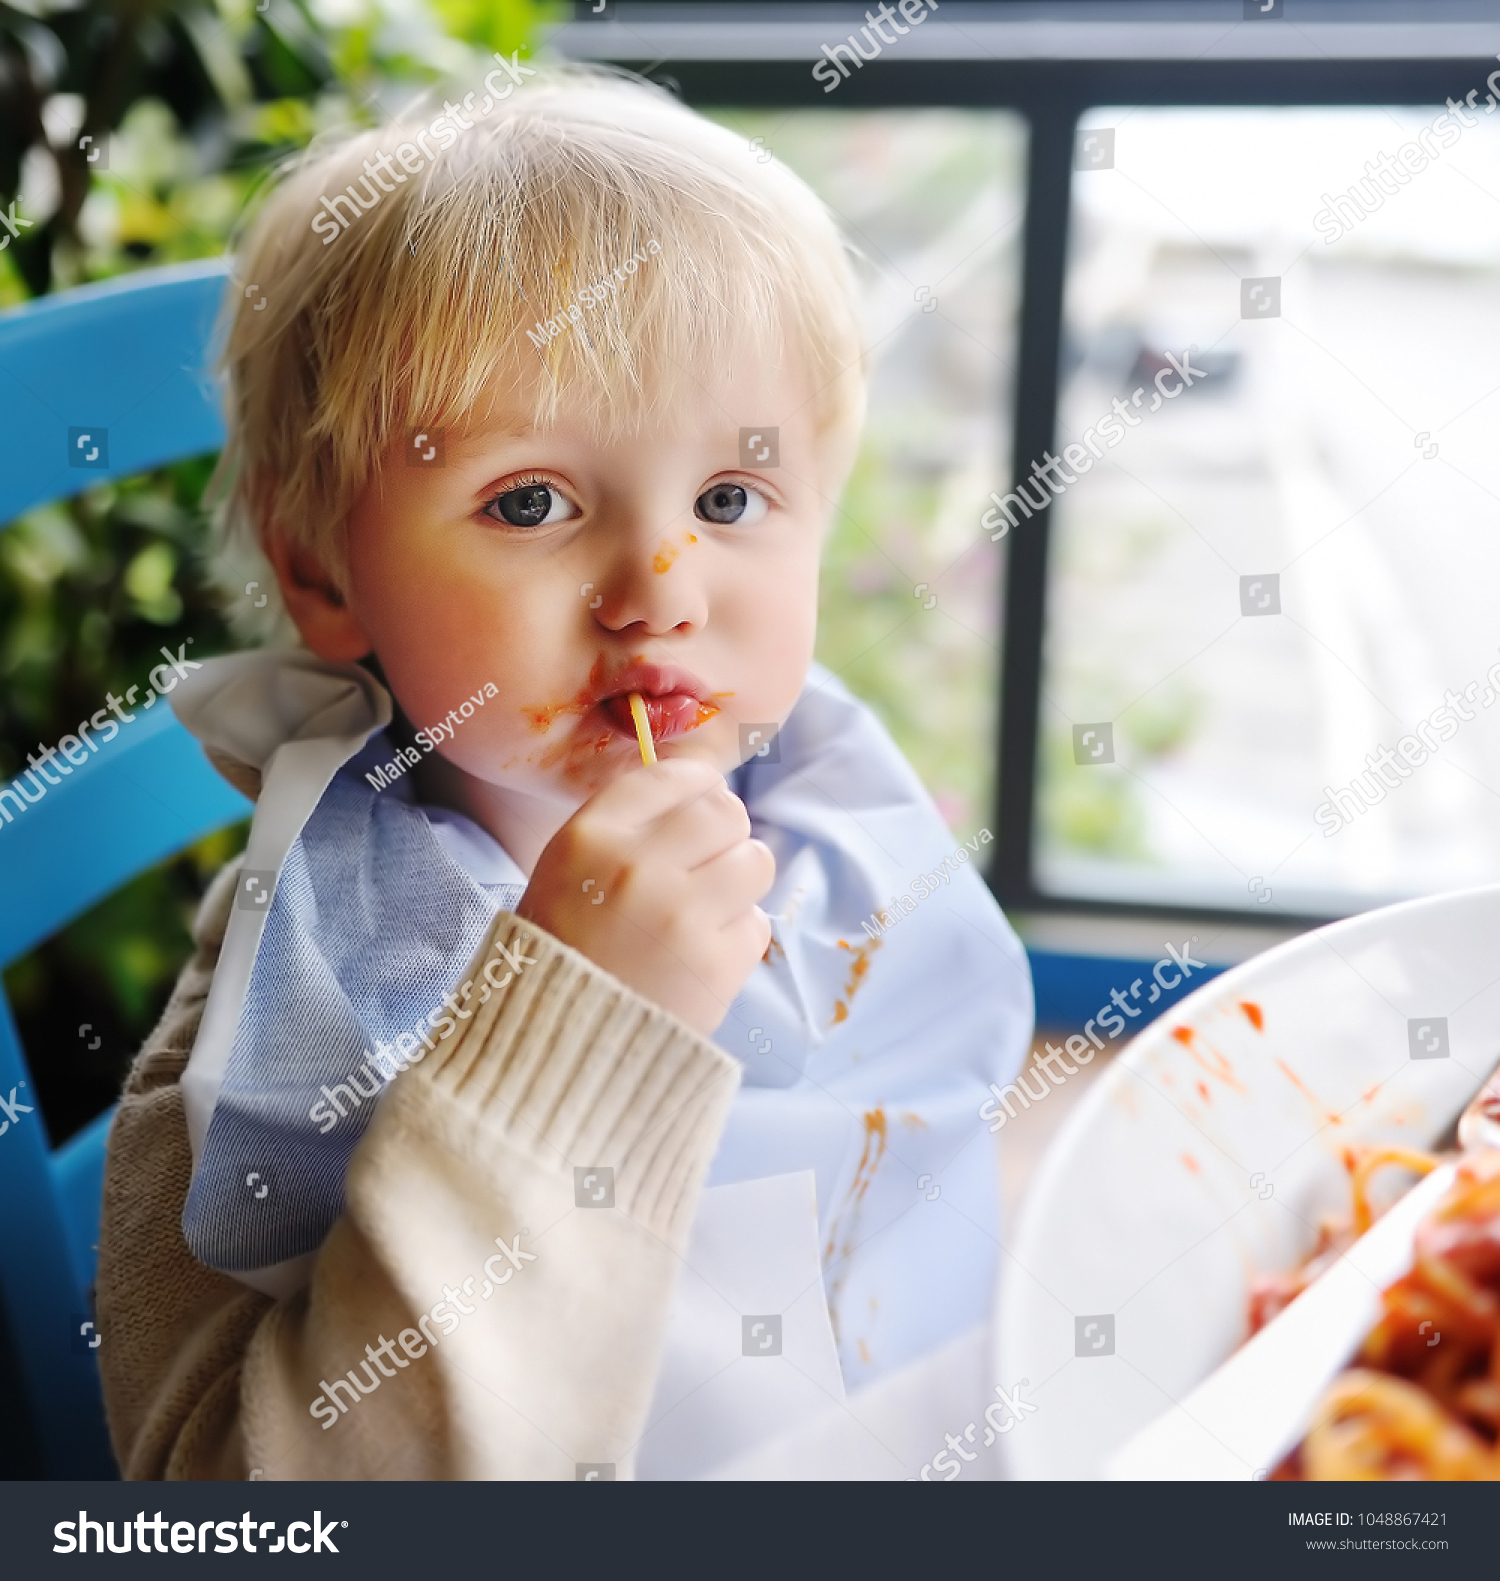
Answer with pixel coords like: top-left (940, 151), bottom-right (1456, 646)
top-left (177, 657), bottom-right (1032, 1388)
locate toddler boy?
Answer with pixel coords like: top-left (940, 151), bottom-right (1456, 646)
top-left (96, 65), bottom-right (1031, 1480)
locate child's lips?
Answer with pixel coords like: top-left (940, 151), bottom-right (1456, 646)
top-left (600, 692), bottom-right (718, 742)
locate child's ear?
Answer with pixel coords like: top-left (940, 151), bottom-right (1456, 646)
top-left (264, 531), bottom-right (373, 661)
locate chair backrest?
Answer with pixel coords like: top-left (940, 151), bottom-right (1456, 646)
top-left (0, 258), bottom-right (251, 1477)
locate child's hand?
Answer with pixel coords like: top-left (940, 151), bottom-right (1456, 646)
top-left (515, 758), bottom-right (775, 1037)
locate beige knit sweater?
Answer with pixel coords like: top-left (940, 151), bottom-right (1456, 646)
top-left (97, 856), bottom-right (742, 1480)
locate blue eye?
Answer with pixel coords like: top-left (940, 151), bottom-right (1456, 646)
top-left (696, 482), bottom-right (768, 525)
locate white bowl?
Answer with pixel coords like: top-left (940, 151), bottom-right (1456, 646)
top-left (997, 884), bottom-right (1500, 1480)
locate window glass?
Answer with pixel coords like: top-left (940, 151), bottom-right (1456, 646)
top-left (1038, 106), bottom-right (1500, 914)
top-left (711, 109), bottom-right (1026, 833)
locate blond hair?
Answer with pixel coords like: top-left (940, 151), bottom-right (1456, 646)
top-left (208, 64), bottom-right (867, 641)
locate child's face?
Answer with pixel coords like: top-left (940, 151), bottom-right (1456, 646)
top-left (314, 350), bottom-right (827, 844)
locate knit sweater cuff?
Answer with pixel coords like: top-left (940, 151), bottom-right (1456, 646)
top-left (414, 912), bottom-right (740, 1240)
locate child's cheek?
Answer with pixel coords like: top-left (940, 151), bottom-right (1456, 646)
top-left (749, 556), bottom-right (819, 696)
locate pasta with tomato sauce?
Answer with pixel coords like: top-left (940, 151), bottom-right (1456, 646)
top-left (1247, 1148), bottom-right (1441, 1335)
top-left (1277, 1148), bottom-right (1500, 1480)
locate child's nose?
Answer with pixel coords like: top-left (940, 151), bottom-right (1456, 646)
top-left (591, 534), bottom-right (708, 636)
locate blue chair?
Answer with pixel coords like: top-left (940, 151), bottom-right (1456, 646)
top-left (0, 258), bottom-right (251, 1477)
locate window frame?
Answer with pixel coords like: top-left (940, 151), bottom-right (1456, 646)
top-left (582, 42), bottom-right (1498, 927)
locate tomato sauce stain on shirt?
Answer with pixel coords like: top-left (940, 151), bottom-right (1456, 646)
top-left (823, 1106), bottom-right (889, 1346)
top-left (831, 936), bottom-right (880, 1026)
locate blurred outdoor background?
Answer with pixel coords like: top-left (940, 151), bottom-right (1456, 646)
top-left (0, 0), bottom-right (555, 1145)
top-left (0, 2), bottom-right (1020, 1143)
top-left (720, 107), bottom-right (1021, 840)
top-left (1040, 106), bottom-right (1500, 918)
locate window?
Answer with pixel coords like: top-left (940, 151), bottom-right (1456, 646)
top-left (1038, 105), bottom-right (1500, 917)
top-left (574, 18), bottom-right (1498, 927)
top-left (711, 108), bottom-right (1026, 833)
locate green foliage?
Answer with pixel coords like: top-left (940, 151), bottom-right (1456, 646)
top-left (0, 462), bottom-right (249, 1143)
top-left (0, 0), bottom-right (552, 1141)
top-left (1035, 511), bottom-right (1202, 869)
top-left (1036, 728), bottom-right (1148, 860)
top-left (816, 439), bottom-right (998, 835)
top-left (427, 0), bottom-right (565, 57)
top-left (710, 107), bottom-right (1020, 840)
top-left (0, 462), bottom-right (232, 774)
top-left (1121, 687), bottom-right (1198, 758)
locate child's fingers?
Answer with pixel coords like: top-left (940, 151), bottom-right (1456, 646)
top-left (639, 783), bottom-right (752, 871)
top-left (609, 807), bottom-right (756, 903)
top-left (693, 839), bottom-right (777, 922)
top-left (588, 756), bottom-right (726, 829)
top-left (718, 903), bottom-right (774, 962)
